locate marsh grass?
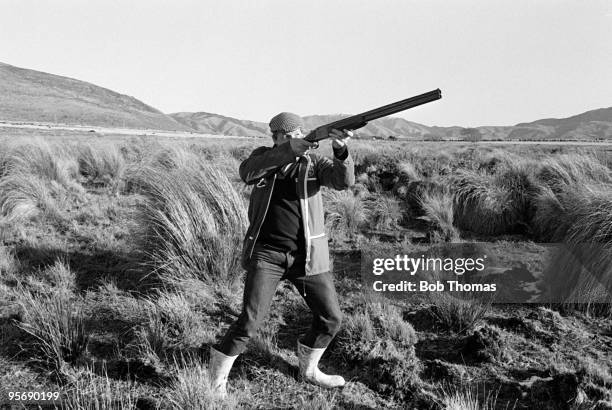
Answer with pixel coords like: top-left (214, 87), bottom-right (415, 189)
top-left (7, 142), bottom-right (77, 188)
top-left (41, 259), bottom-right (76, 291)
top-left (14, 285), bottom-right (89, 377)
top-left (3, 137), bottom-right (612, 408)
top-left (577, 356), bottom-right (612, 389)
top-left (0, 141), bottom-right (11, 178)
top-left (421, 265), bottom-right (492, 334)
top-left (428, 291), bottom-right (491, 334)
top-left (295, 393), bottom-right (339, 410)
top-left (440, 384), bottom-right (500, 410)
top-left (334, 297), bottom-right (421, 400)
top-left (396, 160), bottom-right (421, 182)
top-left (152, 291), bottom-right (210, 349)
top-left (323, 188), bottom-right (367, 240)
top-left (134, 161), bottom-right (247, 286)
top-left (418, 188), bottom-right (460, 242)
top-left (63, 367), bottom-right (140, 410)
top-left (538, 153), bottom-right (612, 190)
top-left (452, 163), bottom-right (537, 236)
top-left (366, 300), bottom-right (418, 346)
top-left (76, 144), bottom-right (126, 192)
top-left (0, 245), bottom-right (20, 279)
top-left (364, 192), bottom-right (403, 231)
top-left (125, 290), bottom-right (213, 364)
top-left (533, 155), bottom-right (612, 314)
top-left (0, 173), bottom-right (67, 223)
top-left (165, 355), bottom-right (244, 410)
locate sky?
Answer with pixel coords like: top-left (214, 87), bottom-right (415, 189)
top-left (1, 0), bottom-right (611, 127)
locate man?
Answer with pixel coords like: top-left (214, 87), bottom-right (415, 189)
top-left (209, 112), bottom-right (355, 397)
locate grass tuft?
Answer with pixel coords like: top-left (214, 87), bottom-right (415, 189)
top-left (14, 286), bottom-right (89, 377)
top-left (76, 144), bottom-right (126, 192)
top-left (63, 367), bottom-right (140, 410)
top-left (133, 160), bottom-right (247, 286)
top-left (323, 188), bottom-right (367, 241)
top-left (0, 173), bottom-right (67, 223)
top-left (428, 291), bottom-right (491, 334)
top-left (440, 384), bottom-right (499, 410)
top-left (165, 356), bottom-right (243, 410)
top-left (364, 192), bottom-right (403, 231)
top-left (418, 188), bottom-right (460, 242)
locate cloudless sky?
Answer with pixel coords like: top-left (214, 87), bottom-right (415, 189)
top-left (1, 0), bottom-right (611, 127)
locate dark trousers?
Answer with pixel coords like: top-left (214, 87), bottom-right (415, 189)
top-left (217, 244), bottom-right (342, 356)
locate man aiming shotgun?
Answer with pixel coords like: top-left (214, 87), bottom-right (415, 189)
top-left (209, 89), bottom-right (441, 397)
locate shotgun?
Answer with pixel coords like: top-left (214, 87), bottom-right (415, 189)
top-left (304, 89), bottom-right (442, 144)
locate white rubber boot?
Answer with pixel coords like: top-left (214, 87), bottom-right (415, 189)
top-left (297, 341), bottom-right (345, 388)
top-left (209, 347), bottom-right (238, 398)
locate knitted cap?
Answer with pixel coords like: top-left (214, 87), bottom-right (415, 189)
top-left (269, 112), bottom-right (304, 133)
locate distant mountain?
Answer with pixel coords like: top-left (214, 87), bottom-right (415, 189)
top-left (1, 61), bottom-right (609, 140)
top-left (170, 112), bottom-right (269, 137)
top-left (0, 62), bottom-right (190, 131)
top-left (171, 107), bottom-right (612, 141)
top-left (509, 107), bottom-right (612, 140)
top-left (170, 112), bottom-right (437, 139)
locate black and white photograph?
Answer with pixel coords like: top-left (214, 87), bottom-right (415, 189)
top-left (1, 1), bottom-right (611, 409)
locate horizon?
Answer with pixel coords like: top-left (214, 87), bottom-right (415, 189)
top-left (1, 0), bottom-right (611, 128)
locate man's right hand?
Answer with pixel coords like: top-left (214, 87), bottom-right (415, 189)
top-left (288, 139), bottom-right (315, 156)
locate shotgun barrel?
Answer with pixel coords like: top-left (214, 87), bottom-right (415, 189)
top-left (304, 89), bottom-right (442, 143)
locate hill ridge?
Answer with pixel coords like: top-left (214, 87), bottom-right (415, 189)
top-left (0, 61), bottom-right (190, 131)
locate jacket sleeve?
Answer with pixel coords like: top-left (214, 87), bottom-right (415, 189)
top-left (314, 147), bottom-right (355, 190)
top-left (239, 143), bottom-right (297, 185)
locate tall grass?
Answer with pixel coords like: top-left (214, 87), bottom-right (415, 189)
top-left (452, 163), bottom-right (537, 236)
top-left (418, 189), bottom-right (460, 242)
top-left (334, 297), bottom-right (420, 400)
top-left (428, 291), bottom-right (491, 334)
top-left (41, 259), bottom-right (76, 291)
top-left (0, 141), bottom-right (10, 178)
top-left (129, 291), bottom-right (211, 362)
top-left (0, 173), bottom-right (66, 223)
top-left (0, 245), bottom-right (20, 279)
top-left (134, 160), bottom-right (247, 286)
top-left (532, 154), bottom-right (612, 312)
top-left (165, 356), bottom-right (242, 410)
top-left (323, 188), bottom-right (367, 240)
top-left (63, 368), bottom-right (140, 410)
top-left (537, 153), bottom-right (612, 190)
top-left (6, 142), bottom-right (79, 189)
top-left (149, 145), bottom-right (200, 171)
top-left (76, 144), bottom-right (126, 192)
top-left (14, 286), bottom-right (89, 377)
top-left (396, 160), bottom-right (421, 182)
top-left (0, 140), bottom-right (83, 224)
top-left (364, 192), bottom-right (402, 231)
top-left (440, 385), bottom-right (499, 410)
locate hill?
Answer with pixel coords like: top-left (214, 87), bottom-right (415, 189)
top-left (170, 112), bottom-right (435, 139)
top-left (0, 62), bottom-right (191, 131)
top-left (2, 61), bottom-right (609, 140)
top-left (172, 107), bottom-right (612, 141)
top-left (170, 112), bottom-right (269, 137)
top-left (510, 107), bottom-right (612, 140)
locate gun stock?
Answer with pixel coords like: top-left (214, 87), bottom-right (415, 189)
top-left (304, 89), bottom-right (442, 143)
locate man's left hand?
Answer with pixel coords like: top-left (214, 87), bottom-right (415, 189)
top-left (329, 129), bottom-right (353, 149)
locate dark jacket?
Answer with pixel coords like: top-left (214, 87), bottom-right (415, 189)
top-left (239, 141), bottom-right (355, 275)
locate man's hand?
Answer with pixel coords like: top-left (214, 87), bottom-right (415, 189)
top-left (329, 129), bottom-right (353, 149)
top-left (289, 138), bottom-right (316, 156)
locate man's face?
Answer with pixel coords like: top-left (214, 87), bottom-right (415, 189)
top-left (273, 127), bottom-right (304, 146)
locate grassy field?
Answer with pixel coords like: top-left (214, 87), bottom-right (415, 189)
top-left (1, 134), bottom-right (611, 409)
